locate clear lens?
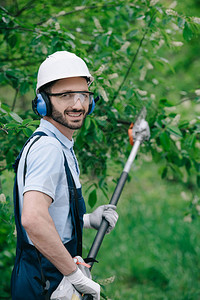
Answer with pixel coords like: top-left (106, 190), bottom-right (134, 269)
top-left (73, 93), bottom-right (89, 104)
top-left (53, 91), bottom-right (93, 106)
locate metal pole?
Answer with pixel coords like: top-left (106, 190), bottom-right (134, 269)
top-left (86, 139), bottom-right (141, 267)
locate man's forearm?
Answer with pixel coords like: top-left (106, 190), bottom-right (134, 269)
top-left (26, 215), bottom-right (76, 275)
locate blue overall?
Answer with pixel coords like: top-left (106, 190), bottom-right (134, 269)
top-left (11, 132), bottom-right (86, 300)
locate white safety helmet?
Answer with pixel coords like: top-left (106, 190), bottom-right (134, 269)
top-left (36, 51), bottom-right (94, 93)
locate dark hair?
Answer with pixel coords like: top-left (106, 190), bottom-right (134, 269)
top-left (39, 80), bottom-right (58, 94)
top-left (39, 76), bottom-right (90, 94)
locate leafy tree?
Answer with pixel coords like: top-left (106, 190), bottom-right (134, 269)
top-left (0, 0), bottom-right (200, 297)
top-left (1, 0), bottom-right (199, 190)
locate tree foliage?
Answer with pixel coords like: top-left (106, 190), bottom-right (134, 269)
top-left (0, 0), bottom-right (200, 298)
top-left (1, 0), bottom-right (200, 193)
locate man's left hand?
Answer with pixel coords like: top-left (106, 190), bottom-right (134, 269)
top-left (83, 205), bottom-right (118, 234)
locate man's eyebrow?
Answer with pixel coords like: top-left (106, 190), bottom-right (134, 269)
top-left (46, 90), bottom-right (92, 96)
top-left (51, 90), bottom-right (89, 93)
top-left (52, 90), bottom-right (72, 93)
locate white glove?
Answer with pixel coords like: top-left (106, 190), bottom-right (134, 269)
top-left (66, 267), bottom-right (100, 300)
top-left (84, 204), bottom-right (118, 234)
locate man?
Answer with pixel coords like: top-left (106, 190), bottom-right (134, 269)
top-left (11, 51), bottom-right (118, 300)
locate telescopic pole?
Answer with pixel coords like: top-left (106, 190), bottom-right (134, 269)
top-left (83, 107), bottom-right (150, 300)
top-left (86, 140), bottom-right (141, 268)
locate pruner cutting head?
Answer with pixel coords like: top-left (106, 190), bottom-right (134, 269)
top-left (128, 107), bottom-right (150, 145)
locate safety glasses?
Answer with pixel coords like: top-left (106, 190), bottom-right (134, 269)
top-left (46, 91), bottom-right (94, 106)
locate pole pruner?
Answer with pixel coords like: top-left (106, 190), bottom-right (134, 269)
top-left (82, 107), bottom-right (150, 300)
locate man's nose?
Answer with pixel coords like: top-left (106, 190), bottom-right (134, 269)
top-left (72, 97), bottom-right (83, 109)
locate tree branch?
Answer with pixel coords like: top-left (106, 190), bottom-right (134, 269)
top-left (36, 3), bottom-right (117, 26)
top-left (0, 26), bottom-right (38, 32)
top-left (110, 10), bottom-right (157, 106)
top-left (175, 95), bottom-right (199, 106)
top-left (0, 5), bottom-right (13, 16)
top-left (14, 0), bottom-right (36, 17)
top-left (13, 0), bottom-right (19, 14)
top-left (58, 3), bottom-right (116, 16)
top-left (116, 119), bottom-right (131, 125)
top-left (12, 88), bottom-right (19, 111)
top-left (0, 127), bottom-right (8, 134)
top-left (0, 165), bottom-right (8, 173)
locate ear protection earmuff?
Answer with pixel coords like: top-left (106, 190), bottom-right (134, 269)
top-left (32, 92), bottom-right (52, 117)
top-left (32, 93), bottom-right (99, 117)
top-left (87, 97), bottom-right (95, 115)
top-left (88, 96), bottom-right (100, 115)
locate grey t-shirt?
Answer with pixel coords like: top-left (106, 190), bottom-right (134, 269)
top-left (17, 119), bottom-right (81, 244)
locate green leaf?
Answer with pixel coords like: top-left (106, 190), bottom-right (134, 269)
top-left (6, 149), bottom-right (14, 164)
top-left (151, 148), bottom-right (162, 163)
top-left (30, 120), bottom-right (40, 126)
top-left (113, 34), bottom-right (125, 44)
top-left (177, 17), bottom-right (185, 28)
top-left (95, 130), bottom-right (104, 143)
top-left (0, 108), bottom-right (7, 116)
top-left (125, 28), bottom-right (138, 38)
top-left (20, 81), bottom-right (30, 95)
top-left (183, 22), bottom-right (193, 41)
top-left (159, 98), bottom-right (174, 107)
top-left (27, 126), bottom-right (36, 132)
top-left (179, 121), bottom-right (189, 129)
top-left (22, 119), bottom-right (34, 126)
top-left (184, 133), bottom-right (196, 149)
top-left (160, 29), bottom-right (171, 47)
top-left (193, 161), bottom-right (200, 173)
top-left (88, 189), bottom-right (97, 208)
top-left (161, 166), bottom-right (168, 179)
top-left (197, 176), bottom-right (200, 188)
top-left (5, 123), bottom-right (17, 129)
top-left (9, 112), bottom-right (23, 124)
top-left (159, 131), bottom-right (170, 151)
top-left (23, 128), bottom-right (33, 137)
top-left (84, 118), bottom-right (91, 131)
top-left (4, 71), bottom-right (19, 88)
top-left (7, 34), bottom-right (18, 48)
top-left (168, 113), bottom-right (177, 118)
top-left (185, 158), bottom-right (191, 172)
top-left (166, 125), bottom-right (182, 137)
top-left (0, 103), bottom-right (11, 112)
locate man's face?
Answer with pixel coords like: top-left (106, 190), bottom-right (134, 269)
top-left (50, 77), bottom-right (89, 130)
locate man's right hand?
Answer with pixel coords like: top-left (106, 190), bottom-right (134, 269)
top-left (66, 267), bottom-right (100, 300)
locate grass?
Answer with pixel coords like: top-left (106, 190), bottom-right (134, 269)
top-left (82, 159), bottom-right (200, 300)
top-left (1, 159), bottom-right (200, 299)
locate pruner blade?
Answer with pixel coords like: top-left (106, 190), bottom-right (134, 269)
top-left (134, 107), bottom-right (147, 125)
top-left (129, 107), bottom-right (150, 144)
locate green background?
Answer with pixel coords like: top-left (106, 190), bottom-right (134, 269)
top-left (0, 0), bottom-right (200, 299)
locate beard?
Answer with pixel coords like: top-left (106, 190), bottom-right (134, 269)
top-left (51, 105), bottom-right (87, 130)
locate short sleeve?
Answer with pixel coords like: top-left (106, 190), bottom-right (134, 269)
top-left (23, 138), bottom-right (64, 201)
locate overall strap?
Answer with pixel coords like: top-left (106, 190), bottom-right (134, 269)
top-left (13, 131), bottom-right (48, 174)
top-left (23, 134), bottom-right (47, 185)
top-left (64, 155), bottom-right (83, 256)
top-left (71, 175), bottom-right (82, 256)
